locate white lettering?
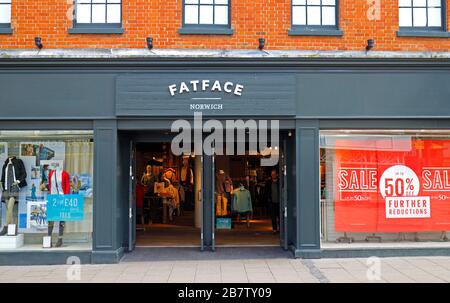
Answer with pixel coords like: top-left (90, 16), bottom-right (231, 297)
top-left (169, 84), bottom-right (177, 96)
top-left (211, 80), bottom-right (222, 92)
top-left (190, 80), bottom-right (200, 92)
top-left (224, 81), bottom-right (233, 93)
top-left (202, 80), bottom-right (210, 91)
top-left (168, 80), bottom-right (244, 97)
top-left (234, 84), bottom-right (244, 96)
top-left (179, 82), bottom-right (190, 94)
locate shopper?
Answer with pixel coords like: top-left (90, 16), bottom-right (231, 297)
top-left (266, 169), bottom-right (280, 233)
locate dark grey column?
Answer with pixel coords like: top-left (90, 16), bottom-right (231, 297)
top-left (92, 120), bottom-right (123, 263)
top-left (202, 154), bottom-right (214, 250)
top-left (295, 120), bottom-right (321, 258)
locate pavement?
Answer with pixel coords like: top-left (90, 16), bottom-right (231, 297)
top-left (1, 247), bottom-right (450, 283)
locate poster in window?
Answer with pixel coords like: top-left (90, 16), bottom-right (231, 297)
top-left (19, 141), bottom-right (65, 166)
top-left (334, 139), bottom-right (450, 232)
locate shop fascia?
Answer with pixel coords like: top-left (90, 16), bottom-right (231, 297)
top-left (168, 80), bottom-right (244, 97)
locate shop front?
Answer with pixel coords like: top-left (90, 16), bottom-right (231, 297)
top-left (0, 56), bottom-right (450, 264)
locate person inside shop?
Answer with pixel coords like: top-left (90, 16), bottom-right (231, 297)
top-left (265, 168), bottom-right (280, 234)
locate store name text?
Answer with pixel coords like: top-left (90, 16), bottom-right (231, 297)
top-left (168, 80), bottom-right (244, 97)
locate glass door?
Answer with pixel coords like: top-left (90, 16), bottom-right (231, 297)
top-left (128, 140), bottom-right (136, 251)
top-left (280, 138), bottom-right (288, 250)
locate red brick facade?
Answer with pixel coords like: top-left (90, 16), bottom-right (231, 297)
top-left (0, 0), bottom-right (449, 51)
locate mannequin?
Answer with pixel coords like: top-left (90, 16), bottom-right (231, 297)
top-left (232, 183), bottom-right (252, 228)
top-left (141, 165), bottom-right (153, 186)
top-left (0, 156), bottom-right (27, 235)
top-left (181, 157), bottom-right (194, 210)
top-left (47, 168), bottom-right (70, 247)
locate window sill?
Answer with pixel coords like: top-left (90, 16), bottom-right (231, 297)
top-left (288, 28), bottom-right (343, 36)
top-left (0, 28), bottom-right (12, 34)
top-left (396, 30), bottom-right (450, 38)
top-left (178, 27), bottom-right (234, 35)
top-left (68, 27), bottom-right (123, 34)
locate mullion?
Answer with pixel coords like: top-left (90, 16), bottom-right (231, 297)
top-left (320, 0), bottom-right (322, 26)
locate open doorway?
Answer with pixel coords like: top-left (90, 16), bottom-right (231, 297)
top-left (213, 151), bottom-right (283, 247)
top-left (133, 142), bottom-right (201, 247)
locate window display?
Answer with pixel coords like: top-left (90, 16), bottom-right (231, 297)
top-left (320, 130), bottom-right (450, 244)
top-left (0, 131), bottom-right (94, 250)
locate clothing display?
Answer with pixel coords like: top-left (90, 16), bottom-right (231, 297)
top-left (216, 193), bottom-right (228, 217)
top-left (181, 159), bottom-right (194, 210)
top-left (1, 157), bottom-right (27, 192)
top-left (48, 169), bottom-right (70, 247)
top-left (161, 184), bottom-right (180, 222)
top-left (232, 186), bottom-right (253, 214)
top-left (0, 157), bottom-right (26, 235)
top-left (48, 169), bottom-right (70, 195)
top-left (216, 172), bottom-right (226, 194)
top-left (141, 173), bottom-right (153, 187)
top-left (180, 166), bottom-right (193, 185)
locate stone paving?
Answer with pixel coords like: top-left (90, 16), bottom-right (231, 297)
top-left (1, 247), bottom-right (450, 283)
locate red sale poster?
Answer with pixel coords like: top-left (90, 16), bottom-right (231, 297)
top-left (334, 139), bottom-right (450, 232)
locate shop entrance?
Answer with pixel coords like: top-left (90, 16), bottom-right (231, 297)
top-left (205, 135), bottom-right (290, 250)
top-left (125, 130), bottom-right (293, 252)
top-left (129, 140), bottom-right (202, 248)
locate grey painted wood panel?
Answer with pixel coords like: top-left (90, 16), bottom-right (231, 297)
top-left (116, 73), bottom-right (297, 117)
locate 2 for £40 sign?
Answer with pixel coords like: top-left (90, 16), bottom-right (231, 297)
top-left (46, 194), bottom-right (85, 221)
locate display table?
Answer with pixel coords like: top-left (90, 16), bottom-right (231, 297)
top-left (0, 234), bottom-right (24, 249)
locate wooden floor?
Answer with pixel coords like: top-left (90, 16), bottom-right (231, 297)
top-left (136, 211), bottom-right (279, 247)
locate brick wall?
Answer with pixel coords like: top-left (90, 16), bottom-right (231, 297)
top-left (0, 0), bottom-right (449, 51)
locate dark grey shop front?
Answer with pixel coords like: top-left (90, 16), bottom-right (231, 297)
top-left (1, 57), bottom-right (450, 264)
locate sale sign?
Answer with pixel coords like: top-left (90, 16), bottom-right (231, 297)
top-left (334, 139), bottom-right (450, 232)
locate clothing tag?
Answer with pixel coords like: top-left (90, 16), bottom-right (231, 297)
top-left (43, 236), bottom-right (52, 248)
top-left (7, 224), bottom-right (16, 236)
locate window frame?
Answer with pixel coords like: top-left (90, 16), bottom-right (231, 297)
top-left (69, 0), bottom-right (123, 34)
top-left (290, 0), bottom-right (340, 33)
top-left (179, 0), bottom-right (233, 35)
top-left (398, 0), bottom-right (446, 32)
top-left (0, 0), bottom-right (12, 34)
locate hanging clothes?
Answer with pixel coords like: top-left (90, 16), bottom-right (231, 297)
top-left (48, 169), bottom-right (70, 195)
top-left (216, 194), bottom-right (228, 217)
top-left (232, 186), bottom-right (252, 213)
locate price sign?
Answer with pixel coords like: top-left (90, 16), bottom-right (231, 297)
top-left (46, 194), bottom-right (85, 221)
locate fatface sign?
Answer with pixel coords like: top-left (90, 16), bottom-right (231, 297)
top-left (168, 80), bottom-right (244, 97)
top-left (116, 73), bottom-right (296, 116)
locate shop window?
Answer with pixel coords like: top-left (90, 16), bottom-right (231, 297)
top-left (179, 0), bottom-right (234, 35)
top-left (69, 0), bottom-right (123, 34)
top-left (320, 130), bottom-right (450, 246)
top-left (0, 131), bottom-right (94, 251)
top-left (289, 0), bottom-right (342, 36)
top-left (0, 0), bottom-right (11, 34)
top-left (399, 0), bottom-right (444, 30)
